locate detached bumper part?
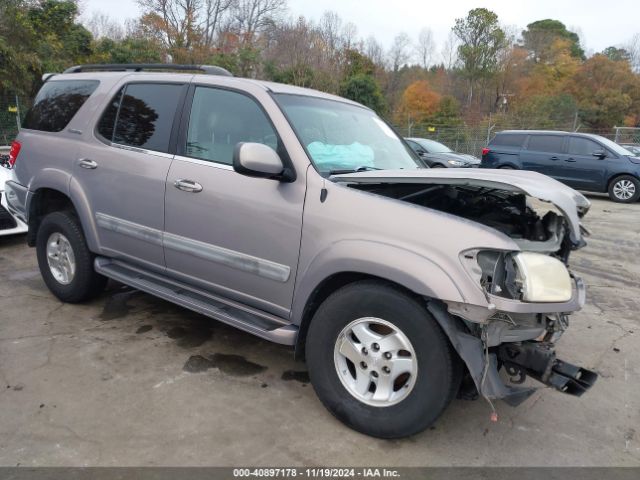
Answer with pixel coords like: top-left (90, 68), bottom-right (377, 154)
top-left (427, 301), bottom-right (597, 408)
top-left (498, 342), bottom-right (598, 397)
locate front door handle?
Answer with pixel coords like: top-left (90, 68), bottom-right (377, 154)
top-left (174, 179), bottom-right (203, 193)
top-left (78, 158), bottom-right (98, 169)
top-left (565, 158), bottom-right (577, 162)
top-left (550, 156), bottom-right (559, 161)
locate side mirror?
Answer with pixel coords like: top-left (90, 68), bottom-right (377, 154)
top-left (233, 142), bottom-right (293, 181)
top-left (592, 149), bottom-right (607, 159)
top-left (417, 149), bottom-right (427, 156)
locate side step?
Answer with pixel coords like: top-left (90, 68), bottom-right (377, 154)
top-left (94, 257), bottom-right (298, 345)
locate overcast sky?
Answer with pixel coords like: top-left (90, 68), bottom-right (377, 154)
top-left (80, 0), bottom-right (640, 56)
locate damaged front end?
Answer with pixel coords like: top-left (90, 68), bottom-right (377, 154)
top-left (333, 169), bottom-right (598, 408)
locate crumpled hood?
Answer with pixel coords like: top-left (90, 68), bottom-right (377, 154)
top-left (332, 168), bottom-right (590, 244)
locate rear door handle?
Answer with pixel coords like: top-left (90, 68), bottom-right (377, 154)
top-left (78, 158), bottom-right (98, 169)
top-left (550, 156), bottom-right (559, 161)
top-left (174, 179), bottom-right (203, 193)
top-left (565, 158), bottom-right (576, 162)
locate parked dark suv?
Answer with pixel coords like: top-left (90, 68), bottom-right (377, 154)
top-left (482, 130), bottom-right (640, 203)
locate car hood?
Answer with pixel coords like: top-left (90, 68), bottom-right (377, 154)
top-left (426, 152), bottom-right (480, 164)
top-left (332, 168), bottom-right (590, 244)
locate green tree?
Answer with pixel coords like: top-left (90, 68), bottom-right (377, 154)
top-left (339, 74), bottom-right (385, 114)
top-left (522, 19), bottom-right (584, 62)
top-left (452, 8), bottom-right (507, 105)
top-left (602, 46), bottom-right (631, 62)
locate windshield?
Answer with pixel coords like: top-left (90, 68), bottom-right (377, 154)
top-left (596, 136), bottom-right (637, 156)
top-left (418, 139), bottom-right (452, 153)
top-left (275, 94), bottom-right (421, 174)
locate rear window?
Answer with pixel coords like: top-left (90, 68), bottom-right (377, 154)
top-left (527, 135), bottom-right (565, 153)
top-left (22, 80), bottom-right (99, 132)
top-left (490, 133), bottom-right (526, 147)
top-left (99, 83), bottom-right (183, 153)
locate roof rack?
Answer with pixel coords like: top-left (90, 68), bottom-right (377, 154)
top-left (62, 63), bottom-right (233, 77)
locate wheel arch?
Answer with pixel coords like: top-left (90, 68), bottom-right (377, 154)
top-left (27, 188), bottom-right (76, 246)
top-left (292, 243), bottom-right (468, 360)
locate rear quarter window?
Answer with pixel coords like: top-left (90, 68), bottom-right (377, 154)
top-left (490, 133), bottom-right (526, 148)
top-left (22, 80), bottom-right (99, 132)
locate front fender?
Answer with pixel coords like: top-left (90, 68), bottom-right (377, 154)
top-left (291, 239), bottom-right (468, 324)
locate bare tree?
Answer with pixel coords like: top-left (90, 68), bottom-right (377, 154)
top-left (137, 0), bottom-right (203, 50)
top-left (626, 33), bottom-right (640, 72)
top-left (415, 27), bottom-right (434, 69)
top-left (364, 36), bottom-right (385, 66)
top-left (202, 0), bottom-right (235, 47)
top-left (84, 11), bottom-right (125, 40)
top-left (441, 30), bottom-right (459, 69)
top-left (232, 0), bottom-right (286, 45)
top-left (388, 32), bottom-right (412, 72)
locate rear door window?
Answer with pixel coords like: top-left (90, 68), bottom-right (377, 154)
top-left (108, 83), bottom-right (183, 153)
top-left (527, 135), bottom-right (565, 153)
top-left (490, 133), bottom-right (526, 147)
top-left (22, 80), bottom-right (99, 132)
top-left (567, 137), bottom-right (602, 156)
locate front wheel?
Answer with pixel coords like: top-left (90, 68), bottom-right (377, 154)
top-left (306, 281), bottom-right (460, 438)
top-left (36, 211), bottom-right (107, 303)
top-left (608, 175), bottom-right (640, 203)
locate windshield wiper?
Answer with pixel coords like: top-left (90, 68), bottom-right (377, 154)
top-left (328, 166), bottom-right (382, 175)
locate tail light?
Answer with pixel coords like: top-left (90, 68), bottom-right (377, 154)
top-left (481, 147), bottom-right (490, 156)
top-left (8, 140), bottom-right (21, 167)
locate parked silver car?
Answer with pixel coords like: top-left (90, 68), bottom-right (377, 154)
top-left (4, 64), bottom-right (597, 438)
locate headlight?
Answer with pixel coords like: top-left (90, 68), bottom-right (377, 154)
top-left (447, 159), bottom-right (465, 166)
top-left (512, 252), bottom-right (572, 302)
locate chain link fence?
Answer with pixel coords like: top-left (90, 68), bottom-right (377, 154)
top-left (0, 94), bottom-right (29, 146)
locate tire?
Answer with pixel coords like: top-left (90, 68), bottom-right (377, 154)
top-left (431, 164), bottom-right (445, 168)
top-left (306, 281), bottom-right (460, 438)
top-left (36, 211), bottom-right (107, 303)
top-left (608, 175), bottom-right (640, 203)
top-left (499, 165), bottom-right (515, 169)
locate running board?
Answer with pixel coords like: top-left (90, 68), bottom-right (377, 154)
top-left (94, 257), bottom-right (298, 345)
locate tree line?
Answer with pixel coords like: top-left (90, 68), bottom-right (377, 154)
top-left (1, 0), bottom-right (640, 133)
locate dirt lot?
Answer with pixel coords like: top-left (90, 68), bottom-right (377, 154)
top-left (0, 195), bottom-right (638, 467)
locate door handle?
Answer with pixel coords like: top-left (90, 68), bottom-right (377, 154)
top-left (549, 156), bottom-right (559, 161)
top-left (565, 158), bottom-right (577, 162)
top-left (174, 179), bottom-right (203, 193)
top-left (78, 158), bottom-right (98, 169)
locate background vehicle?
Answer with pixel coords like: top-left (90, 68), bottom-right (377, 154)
top-left (481, 130), bottom-right (640, 203)
top-left (620, 144), bottom-right (640, 156)
top-left (5, 65), bottom-right (596, 438)
top-left (405, 137), bottom-right (480, 168)
top-left (0, 146), bottom-right (28, 237)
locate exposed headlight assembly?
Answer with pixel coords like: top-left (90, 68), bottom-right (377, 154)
top-left (447, 159), bottom-right (465, 167)
top-left (512, 252), bottom-right (572, 302)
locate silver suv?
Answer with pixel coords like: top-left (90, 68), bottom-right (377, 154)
top-left (5, 64), bottom-right (597, 438)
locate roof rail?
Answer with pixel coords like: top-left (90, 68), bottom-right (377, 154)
top-left (62, 64), bottom-right (233, 77)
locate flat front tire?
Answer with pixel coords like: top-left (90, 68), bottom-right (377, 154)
top-left (36, 211), bottom-right (107, 303)
top-left (306, 281), bottom-right (460, 438)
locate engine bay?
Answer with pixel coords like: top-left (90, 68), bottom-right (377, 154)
top-left (348, 182), bottom-right (570, 256)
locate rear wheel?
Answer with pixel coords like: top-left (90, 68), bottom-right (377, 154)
top-left (36, 211), bottom-right (107, 303)
top-left (608, 175), bottom-right (639, 203)
top-left (306, 281), bottom-right (460, 438)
